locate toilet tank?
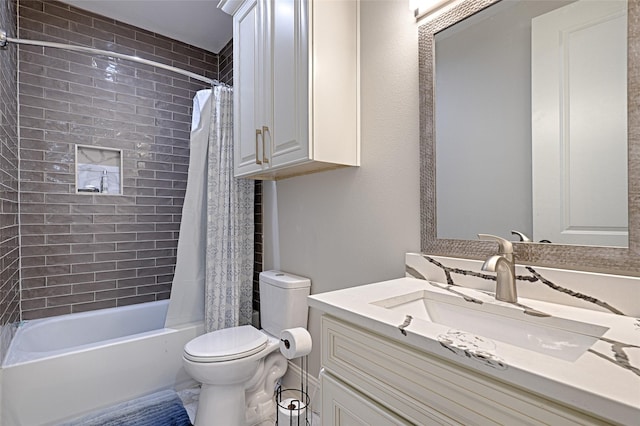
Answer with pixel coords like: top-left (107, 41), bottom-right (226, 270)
top-left (259, 271), bottom-right (311, 336)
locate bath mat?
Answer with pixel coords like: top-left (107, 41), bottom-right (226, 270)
top-left (60, 389), bottom-right (192, 426)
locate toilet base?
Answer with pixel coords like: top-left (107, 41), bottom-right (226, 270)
top-left (194, 383), bottom-right (245, 426)
top-left (188, 348), bottom-right (289, 426)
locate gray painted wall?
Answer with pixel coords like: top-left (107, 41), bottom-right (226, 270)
top-left (264, 0), bottom-right (422, 378)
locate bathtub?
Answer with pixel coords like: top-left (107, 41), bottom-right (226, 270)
top-left (1, 300), bottom-right (203, 426)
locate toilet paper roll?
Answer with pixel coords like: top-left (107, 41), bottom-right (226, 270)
top-left (277, 398), bottom-right (307, 425)
top-left (279, 328), bottom-right (312, 359)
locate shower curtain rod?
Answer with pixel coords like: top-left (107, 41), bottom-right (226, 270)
top-left (0, 29), bottom-right (225, 87)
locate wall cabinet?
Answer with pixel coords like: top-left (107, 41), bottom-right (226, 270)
top-left (220, 0), bottom-right (360, 180)
top-left (321, 315), bottom-right (610, 426)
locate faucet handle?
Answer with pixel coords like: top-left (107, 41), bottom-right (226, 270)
top-left (478, 234), bottom-right (513, 255)
top-left (511, 230), bottom-right (532, 242)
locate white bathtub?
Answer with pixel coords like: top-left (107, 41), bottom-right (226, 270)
top-left (1, 300), bottom-right (203, 426)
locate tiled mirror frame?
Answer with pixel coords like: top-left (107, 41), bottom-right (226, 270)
top-left (419, 0), bottom-right (640, 276)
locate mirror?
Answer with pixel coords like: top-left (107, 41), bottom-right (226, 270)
top-left (419, 0), bottom-right (639, 275)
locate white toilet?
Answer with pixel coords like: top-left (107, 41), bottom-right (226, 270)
top-left (182, 271), bottom-right (311, 426)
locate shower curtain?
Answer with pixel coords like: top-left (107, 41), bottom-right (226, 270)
top-left (165, 86), bottom-right (254, 332)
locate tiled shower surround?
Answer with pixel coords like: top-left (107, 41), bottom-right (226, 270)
top-left (16, 0), bottom-right (240, 320)
top-left (0, 0), bottom-right (19, 343)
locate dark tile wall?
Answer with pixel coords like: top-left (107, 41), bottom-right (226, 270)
top-left (218, 39), bottom-right (233, 85)
top-left (0, 0), bottom-right (20, 333)
top-left (17, 0), bottom-right (220, 319)
top-left (254, 181), bottom-right (262, 313)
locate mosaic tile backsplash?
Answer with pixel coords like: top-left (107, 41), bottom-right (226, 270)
top-left (16, 0), bottom-right (225, 320)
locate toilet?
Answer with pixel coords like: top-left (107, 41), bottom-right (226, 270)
top-left (182, 271), bottom-right (311, 426)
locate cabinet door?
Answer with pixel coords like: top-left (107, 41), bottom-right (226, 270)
top-left (266, 0), bottom-right (310, 168)
top-left (321, 373), bottom-right (411, 426)
top-left (233, 0), bottom-right (267, 176)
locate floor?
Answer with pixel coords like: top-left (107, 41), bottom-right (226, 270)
top-left (177, 385), bottom-right (320, 426)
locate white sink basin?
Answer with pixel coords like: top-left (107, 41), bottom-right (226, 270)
top-left (372, 289), bottom-right (609, 362)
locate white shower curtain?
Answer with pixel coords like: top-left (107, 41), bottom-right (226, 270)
top-left (165, 86), bottom-right (254, 332)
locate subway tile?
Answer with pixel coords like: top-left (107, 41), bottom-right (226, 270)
top-left (154, 240), bottom-right (178, 250)
top-left (46, 253), bottom-right (94, 265)
top-left (70, 224), bottom-right (116, 233)
top-left (71, 261), bottom-right (116, 274)
top-left (46, 272), bottom-right (95, 286)
top-left (94, 250), bottom-right (136, 262)
top-left (155, 222), bottom-right (180, 232)
top-left (116, 223), bottom-right (155, 232)
top-left (17, 278), bottom-right (42, 292)
top-left (22, 306), bottom-right (71, 320)
top-left (42, 2), bottom-right (85, 25)
top-left (136, 249), bottom-right (174, 259)
top-left (93, 214), bottom-right (135, 224)
top-left (155, 206), bottom-right (182, 215)
top-left (136, 231), bottom-right (173, 241)
top-left (116, 275), bottom-right (155, 289)
top-left (72, 299), bottom-right (117, 313)
top-left (115, 205), bottom-right (155, 214)
top-left (47, 234), bottom-right (94, 244)
top-left (21, 255), bottom-right (45, 267)
top-left (21, 51), bottom-right (69, 71)
top-left (20, 94), bottom-right (69, 112)
top-left (95, 268), bottom-right (137, 281)
top-left (69, 21), bottom-right (115, 43)
top-left (116, 241), bottom-right (154, 251)
top-left (137, 266), bottom-right (174, 278)
top-left (20, 298), bottom-right (46, 311)
top-left (94, 232), bottom-right (137, 243)
top-left (155, 274), bottom-right (174, 284)
top-left (20, 224), bottom-right (71, 235)
top-left (19, 7), bottom-right (69, 30)
top-left (13, 0), bottom-right (229, 319)
top-left (21, 244), bottom-right (71, 256)
top-left (72, 280), bottom-right (117, 294)
top-left (46, 214), bottom-right (93, 224)
top-left (71, 242), bottom-right (115, 253)
top-left (44, 24), bottom-right (94, 46)
top-left (136, 283), bottom-right (171, 295)
top-left (95, 288), bottom-right (137, 301)
top-left (47, 292), bottom-right (94, 307)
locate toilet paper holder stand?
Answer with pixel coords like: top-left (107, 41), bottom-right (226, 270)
top-left (275, 355), bottom-right (310, 426)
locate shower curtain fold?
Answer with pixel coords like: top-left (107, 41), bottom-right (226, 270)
top-left (165, 87), bottom-right (254, 331)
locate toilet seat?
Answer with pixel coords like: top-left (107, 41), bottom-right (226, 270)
top-left (184, 325), bottom-right (268, 362)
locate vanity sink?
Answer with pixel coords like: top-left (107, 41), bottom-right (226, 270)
top-left (371, 289), bottom-right (609, 362)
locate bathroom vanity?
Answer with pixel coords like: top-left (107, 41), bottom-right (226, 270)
top-left (309, 272), bottom-right (640, 425)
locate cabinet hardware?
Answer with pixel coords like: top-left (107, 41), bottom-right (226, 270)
top-left (255, 129), bottom-right (263, 165)
top-left (262, 126), bottom-right (270, 163)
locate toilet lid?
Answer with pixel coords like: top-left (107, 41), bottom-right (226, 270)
top-left (184, 325), bottom-right (268, 362)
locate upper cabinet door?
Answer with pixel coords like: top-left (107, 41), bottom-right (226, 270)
top-left (223, 0), bottom-right (360, 180)
top-left (267, 0), bottom-right (309, 168)
top-left (233, 0), bottom-right (266, 176)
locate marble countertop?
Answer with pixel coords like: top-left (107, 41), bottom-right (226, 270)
top-left (309, 277), bottom-right (640, 425)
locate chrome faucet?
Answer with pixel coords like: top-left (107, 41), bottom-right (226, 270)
top-left (478, 234), bottom-right (517, 303)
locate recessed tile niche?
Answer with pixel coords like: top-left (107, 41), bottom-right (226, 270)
top-left (75, 145), bottom-right (123, 195)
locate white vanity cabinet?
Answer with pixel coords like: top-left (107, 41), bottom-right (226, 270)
top-left (321, 316), bottom-right (610, 426)
top-left (220, 0), bottom-right (360, 180)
